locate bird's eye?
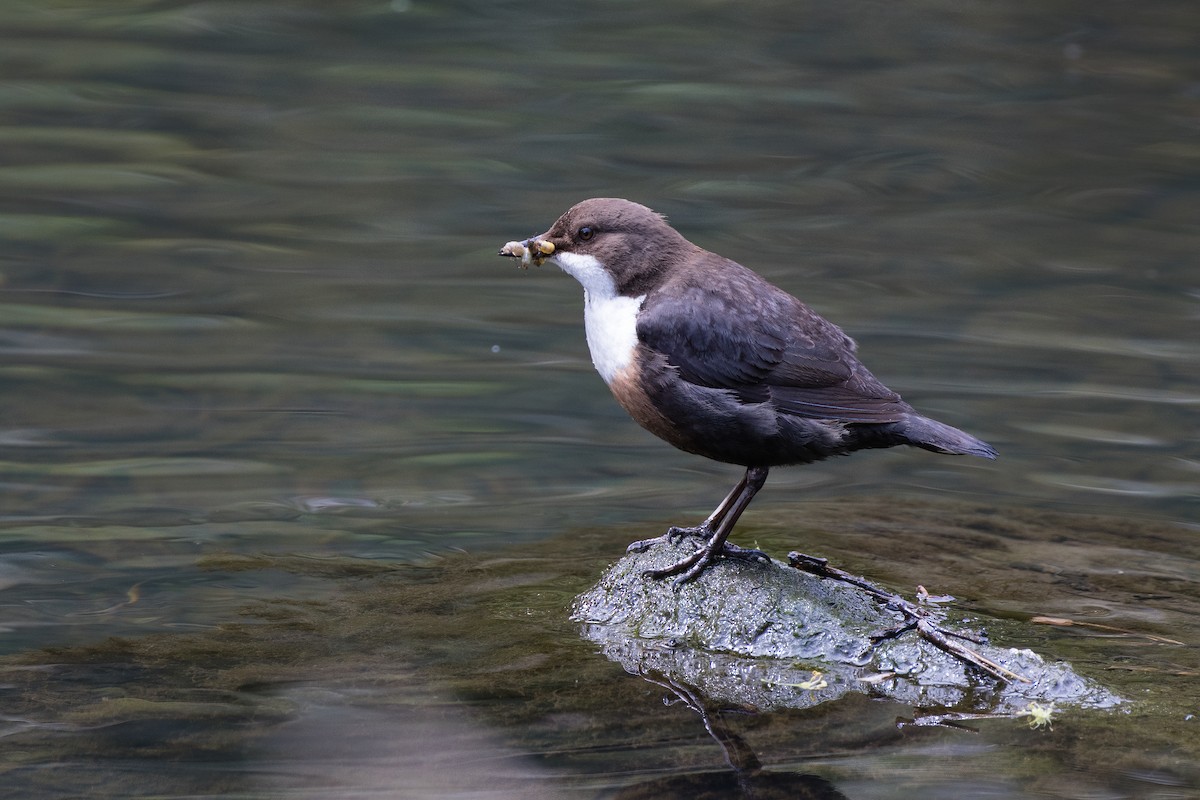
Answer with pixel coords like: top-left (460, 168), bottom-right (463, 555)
top-left (578, 226), bottom-right (595, 242)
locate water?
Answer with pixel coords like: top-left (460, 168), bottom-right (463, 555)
top-left (0, 1), bottom-right (1197, 797)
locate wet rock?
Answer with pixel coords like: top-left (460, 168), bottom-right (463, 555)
top-left (572, 537), bottom-right (1122, 716)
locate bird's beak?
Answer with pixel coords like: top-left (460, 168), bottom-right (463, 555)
top-left (498, 235), bottom-right (555, 269)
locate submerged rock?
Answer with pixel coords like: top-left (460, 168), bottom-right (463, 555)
top-left (571, 536), bottom-right (1122, 717)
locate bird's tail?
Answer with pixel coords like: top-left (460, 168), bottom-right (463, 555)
top-left (900, 414), bottom-right (997, 459)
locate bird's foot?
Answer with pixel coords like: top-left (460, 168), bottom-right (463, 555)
top-left (666, 523), bottom-right (711, 543)
top-left (643, 543), bottom-right (715, 587)
top-left (720, 541), bottom-right (771, 564)
top-left (643, 539), bottom-right (771, 589)
top-left (625, 523), bottom-right (711, 554)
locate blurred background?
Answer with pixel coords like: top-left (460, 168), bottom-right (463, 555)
top-left (0, 1), bottom-right (1196, 798)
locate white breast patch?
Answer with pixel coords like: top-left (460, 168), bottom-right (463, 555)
top-left (551, 251), bottom-right (645, 386)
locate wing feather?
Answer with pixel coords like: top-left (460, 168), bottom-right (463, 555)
top-left (636, 258), bottom-right (910, 424)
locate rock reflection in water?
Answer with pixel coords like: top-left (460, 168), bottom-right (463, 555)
top-left (616, 672), bottom-right (849, 800)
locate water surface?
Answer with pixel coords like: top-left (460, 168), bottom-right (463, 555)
top-left (0, 2), bottom-right (1196, 797)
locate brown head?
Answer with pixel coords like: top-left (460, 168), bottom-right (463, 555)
top-left (503, 198), bottom-right (700, 297)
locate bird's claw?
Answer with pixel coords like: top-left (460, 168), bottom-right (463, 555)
top-left (627, 522), bottom-right (712, 554)
top-left (625, 537), bottom-right (655, 554)
top-left (640, 540), bottom-right (770, 589)
top-left (720, 542), bottom-right (771, 564)
top-left (666, 524), bottom-right (712, 544)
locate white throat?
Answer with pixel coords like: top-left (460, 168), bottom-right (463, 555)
top-left (551, 251), bottom-right (644, 385)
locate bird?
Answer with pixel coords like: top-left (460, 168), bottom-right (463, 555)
top-left (500, 198), bottom-right (996, 585)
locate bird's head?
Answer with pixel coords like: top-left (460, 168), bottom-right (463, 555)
top-left (500, 198), bottom-right (694, 297)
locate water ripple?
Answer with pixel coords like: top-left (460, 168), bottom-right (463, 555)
top-left (1031, 473), bottom-right (1199, 498)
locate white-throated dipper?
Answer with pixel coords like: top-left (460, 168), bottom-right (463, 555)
top-left (500, 198), bottom-right (996, 585)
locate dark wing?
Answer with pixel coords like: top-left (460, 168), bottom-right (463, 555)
top-left (636, 262), bottom-right (911, 424)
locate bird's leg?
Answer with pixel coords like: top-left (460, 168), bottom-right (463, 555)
top-left (667, 470), bottom-right (749, 541)
top-left (626, 470), bottom-right (750, 554)
top-left (642, 466), bottom-right (771, 587)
